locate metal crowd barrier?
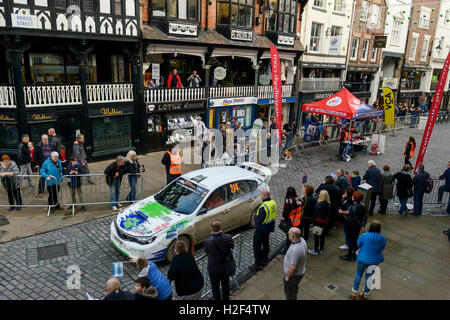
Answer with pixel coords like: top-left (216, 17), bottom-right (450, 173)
top-left (202, 147), bottom-right (268, 168)
top-left (60, 173), bottom-right (144, 215)
top-left (0, 174), bottom-right (58, 216)
top-left (192, 233), bottom-right (243, 300)
top-left (393, 178), bottom-right (449, 206)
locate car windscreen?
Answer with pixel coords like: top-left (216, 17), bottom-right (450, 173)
top-left (154, 178), bottom-right (209, 215)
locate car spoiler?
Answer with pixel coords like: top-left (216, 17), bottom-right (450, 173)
top-left (240, 162), bottom-right (272, 184)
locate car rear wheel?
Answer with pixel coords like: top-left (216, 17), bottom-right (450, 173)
top-left (166, 235), bottom-right (190, 262)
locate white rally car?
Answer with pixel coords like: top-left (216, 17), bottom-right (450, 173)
top-left (110, 162), bottom-right (272, 261)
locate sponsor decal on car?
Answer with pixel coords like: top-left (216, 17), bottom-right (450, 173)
top-left (139, 201), bottom-right (172, 219)
top-left (166, 219), bottom-right (191, 239)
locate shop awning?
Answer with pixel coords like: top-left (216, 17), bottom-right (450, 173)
top-left (260, 51), bottom-right (297, 63)
top-left (211, 47), bottom-right (258, 66)
top-left (146, 43), bottom-right (208, 63)
top-left (302, 88), bottom-right (360, 119)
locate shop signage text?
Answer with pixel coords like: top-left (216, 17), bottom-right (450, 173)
top-left (101, 108), bottom-right (123, 116)
top-left (148, 102), bottom-right (204, 113)
top-left (11, 9), bottom-right (38, 29)
top-left (0, 114), bottom-right (17, 123)
top-left (301, 62), bottom-right (345, 69)
top-left (209, 97), bottom-right (257, 108)
top-left (258, 97), bottom-right (297, 105)
top-left (328, 35), bottom-right (341, 55)
top-left (301, 92), bottom-right (335, 102)
top-left (27, 112), bottom-right (56, 123)
top-left (382, 78), bottom-right (398, 89)
top-left (89, 106), bottom-right (134, 118)
top-left (168, 23), bottom-right (197, 36)
top-left (373, 36), bottom-right (387, 48)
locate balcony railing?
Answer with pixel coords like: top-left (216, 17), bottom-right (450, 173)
top-left (400, 80), bottom-right (421, 90)
top-left (24, 84), bottom-right (82, 107)
top-left (257, 85), bottom-right (293, 99)
top-left (86, 83), bottom-right (133, 104)
top-left (0, 86), bottom-right (16, 108)
top-left (430, 82), bottom-right (438, 91)
top-left (299, 78), bottom-right (343, 92)
top-left (209, 85), bottom-right (255, 98)
top-left (145, 87), bottom-right (206, 103)
top-left (343, 81), bottom-right (372, 93)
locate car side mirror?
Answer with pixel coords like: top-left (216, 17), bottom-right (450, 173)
top-left (197, 207), bottom-right (208, 216)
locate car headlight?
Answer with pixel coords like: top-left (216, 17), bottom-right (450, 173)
top-left (136, 236), bottom-right (156, 245)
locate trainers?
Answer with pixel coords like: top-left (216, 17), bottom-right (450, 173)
top-left (8, 207), bottom-right (14, 212)
top-left (308, 250), bottom-right (319, 255)
top-left (16, 207), bottom-right (22, 211)
top-left (339, 255), bottom-right (352, 261)
top-left (81, 206), bottom-right (87, 212)
top-left (112, 206), bottom-right (118, 211)
top-left (339, 244), bottom-right (349, 250)
top-left (117, 203), bottom-right (123, 208)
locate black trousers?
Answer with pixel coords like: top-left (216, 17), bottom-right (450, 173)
top-left (166, 173), bottom-right (181, 185)
top-left (47, 185), bottom-right (59, 207)
top-left (209, 272), bottom-right (230, 301)
top-left (346, 226), bottom-right (360, 257)
top-left (313, 222), bottom-right (327, 252)
top-left (369, 192), bottom-right (380, 215)
top-left (284, 275), bottom-right (304, 300)
top-left (325, 207), bottom-right (339, 234)
top-left (301, 219), bottom-right (312, 242)
top-left (6, 188), bottom-right (22, 206)
top-left (379, 198), bottom-right (389, 214)
top-left (253, 230), bottom-right (270, 266)
top-left (404, 155), bottom-right (412, 167)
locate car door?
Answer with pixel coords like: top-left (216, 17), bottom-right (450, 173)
top-left (224, 180), bottom-right (260, 230)
top-left (194, 185), bottom-right (231, 243)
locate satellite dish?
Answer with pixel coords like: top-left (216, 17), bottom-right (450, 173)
top-left (214, 67), bottom-right (227, 80)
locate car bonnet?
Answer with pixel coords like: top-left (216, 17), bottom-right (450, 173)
top-left (116, 197), bottom-right (191, 238)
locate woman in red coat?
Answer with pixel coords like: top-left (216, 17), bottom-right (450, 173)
top-left (167, 69), bottom-right (183, 88)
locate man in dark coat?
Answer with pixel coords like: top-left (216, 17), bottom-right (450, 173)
top-left (33, 134), bottom-right (58, 196)
top-left (335, 169), bottom-right (350, 195)
top-left (17, 134), bottom-right (34, 189)
top-left (438, 161), bottom-right (450, 215)
top-left (203, 219), bottom-right (235, 301)
top-left (412, 164), bottom-right (430, 216)
top-left (363, 160), bottom-right (382, 216)
top-left (103, 277), bottom-right (136, 300)
top-left (48, 128), bottom-right (61, 154)
top-left (316, 176), bottom-right (342, 233)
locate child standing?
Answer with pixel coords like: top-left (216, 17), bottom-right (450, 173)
top-left (60, 145), bottom-right (67, 169)
top-left (66, 156), bottom-right (86, 212)
top-left (351, 170), bottom-right (361, 189)
top-left (28, 142), bottom-right (35, 164)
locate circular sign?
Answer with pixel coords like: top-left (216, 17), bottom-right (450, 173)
top-left (326, 97), bottom-right (342, 107)
top-left (352, 98), bottom-right (360, 105)
top-left (259, 74), bottom-right (271, 85)
top-left (214, 67), bottom-right (227, 80)
top-left (148, 104), bottom-right (155, 112)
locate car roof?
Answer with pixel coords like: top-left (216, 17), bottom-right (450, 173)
top-left (182, 166), bottom-right (259, 190)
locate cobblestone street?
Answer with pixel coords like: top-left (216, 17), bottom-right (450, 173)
top-left (0, 124), bottom-right (449, 300)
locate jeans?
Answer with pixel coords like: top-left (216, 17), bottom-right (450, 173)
top-left (413, 192), bottom-right (424, 216)
top-left (398, 197), bottom-right (408, 214)
top-left (353, 262), bottom-right (377, 294)
top-left (209, 272), bottom-right (230, 301)
top-left (126, 175), bottom-right (138, 202)
top-left (331, 126), bottom-right (339, 139)
top-left (19, 163), bottom-right (34, 188)
top-left (253, 230), bottom-right (270, 266)
top-left (438, 185), bottom-right (450, 214)
top-left (343, 224), bottom-right (349, 246)
top-left (109, 179), bottom-right (121, 208)
top-left (166, 173), bottom-right (181, 185)
top-left (404, 155), bottom-right (412, 168)
top-left (284, 274), bottom-right (304, 300)
top-left (283, 132), bottom-right (293, 151)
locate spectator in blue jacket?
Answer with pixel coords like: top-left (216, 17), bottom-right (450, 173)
top-left (438, 161), bottom-right (450, 215)
top-left (350, 220), bottom-right (386, 300)
top-left (132, 256), bottom-right (172, 300)
top-left (40, 151), bottom-right (63, 213)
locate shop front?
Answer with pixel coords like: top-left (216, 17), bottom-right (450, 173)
top-left (88, 106), bottom-right (135, 158)
top-left (345, 66), bottom-right (378, 102)
top-left (207, 97), bottom-right (258, 130)
top-left (298, 91), bottom-right (339, 128)
top-left (145, 101), bottom-right (206, 151)
top-left (399, 91), bottom-right (423, 107)
top-left (0, 110), bottom-right (19, 157)
top-left (256, 97), bottom-right (297, 125)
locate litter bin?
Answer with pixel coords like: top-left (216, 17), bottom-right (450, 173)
top-left (358, 183), bottom-right (373, 213)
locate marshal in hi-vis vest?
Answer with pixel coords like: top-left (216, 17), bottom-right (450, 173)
top-left (166, 151), bottom-right (181, 175)
top-left (257, 200), bottom-right (277, 225)
top-left (404, 142), bottom-right (415, 158)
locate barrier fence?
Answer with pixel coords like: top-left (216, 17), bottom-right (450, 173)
top-left (393, 178), bottom-right (449, 206)
top-left (0, 175), bottom-right (58, 216)
top-left (192, 233), bottom-right (243, 299)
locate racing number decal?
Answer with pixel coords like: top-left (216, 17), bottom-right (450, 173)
top-left (229, 183), bottom-right (239, 194)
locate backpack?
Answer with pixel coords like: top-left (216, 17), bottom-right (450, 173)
top-left (424, 177), bottom-right (434, 194)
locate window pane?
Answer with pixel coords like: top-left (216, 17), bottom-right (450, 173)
top-left (291, 0), bottom-right (296, 14)
top-left (268, 12), bottom-right (277, 31)
top-left (280, 0), bottom-right (285, 12)
top-left (231, 4), bottom-right (238, 25)
top-left (55, 0), bottom-right (66, 8)
top-left (290, 14), bottom-right (295, 32)
top-left (285, 0), bottom-right (290, 13)
top-left (238, 5), bottom-right (252, 27)
top-left (203, 186), bottom-right (227, 210)
top-left (152, 0), bottom-right (166, 17)
top-left (217, 2), bottom-right (230, 24)
top-left (188, 0), bottom-right (198, 20)
top-left (284, 14), bottom-right (289, 32)
top-left (278, 13), bottom-right (283, 30)
top-left (270, 0), bottom-right (278, 11)
top-left (178, 0), bottom-right (187, 19)
top-left (84, 0), bottom-right (95, 12)
top-left (168, 0), bottom-right (177, 17)
top-left (114, 0), bottom-right (122, 15)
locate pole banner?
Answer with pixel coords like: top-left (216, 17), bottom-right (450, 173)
top-left (270, 45), bottom-right (283, 147)
top-left (382, 87), bottom-right (395, 127)
top-left (415, 52), bottom-right (450, 171)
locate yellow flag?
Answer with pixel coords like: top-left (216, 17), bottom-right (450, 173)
top-left (382, 87), bottom-right (395, 127)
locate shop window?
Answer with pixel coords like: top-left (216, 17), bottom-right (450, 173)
top-left (111, 55), bottom-right (125, 83)
top-left (0, 124), bottom-right (19, 150)
top-left (30, 122), bottom-right (56, 144)
top-left (153, 0), bottom-right (199, 20)
top-left (86, 54), bottom-right (97, 82)
top-left (217, 0), bottom-right (253, 28)
top-left (267, 0), bottom-right (296, 33)
top-left (148, 115), bottom-right (164, 133)
top-left (29, 53), bottom-right (80, 84)
top-left (92, 116), bottom-right (132, 152)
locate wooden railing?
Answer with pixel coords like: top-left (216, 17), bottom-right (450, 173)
top-left (86, 83), bottom-right (133, 103)
top-left (299, 78), bottom-right (343, 91)
top-left (257, 84), bottom-right (293, 99)
top-left (0, 86), bottom-right (16, 108)
top-left (145, 87), bottom-right (205, 103)
top-left (209, 85), bottom-right (255, 98)
top-left (24, 84), bottom-right (82, 107)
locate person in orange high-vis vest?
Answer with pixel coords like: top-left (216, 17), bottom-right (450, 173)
top-left (161, 144), bottom-right (182, 185)
top-left (404, 136), bottom-right (416, 168)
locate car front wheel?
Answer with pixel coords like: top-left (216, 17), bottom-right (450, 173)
top-left (166, 235), bottom-right (191, 262)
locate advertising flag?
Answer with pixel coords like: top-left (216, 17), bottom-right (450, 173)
top-left (270, 45), bottom-right (283, 146)
top-left (382, 87), bottom-right (395, 127)
top-left (415, 52), bottom-right (450, 171)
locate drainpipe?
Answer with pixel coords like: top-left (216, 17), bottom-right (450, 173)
top-left (342, 0), bottom-right (356, 83)
top-left (397, 5), bottom-right (414, 104)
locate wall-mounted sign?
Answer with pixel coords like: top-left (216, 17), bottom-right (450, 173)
top-left (88, 106), bottom-right (134, 118)
top-left (152, 64), bottom-right (160, 80)
top-left (259, 74), bottom-right (271, 85)
top-left (0, 112), bottom-right (17, 123)
top-left (11, 9), bottom-right (38, 29)
top-left (301, 62), bottom-right (345, 69)
top-left (209, 97), bottom-right (257, 108)
top-left (373, 36), bottom-right (387, 48)
top-left (278, 35), bottom-right (294, 46)
top-left (168, 23), bottom-right (198, 36)
top-left (214, 67), bottom-right (227, 80)
top-left (149, 102), bottom-right (204, 113)
top-left (27, 112), bottom-right (57, 123)
top-left (328, 35), bottom-right (341, 55)
top-left (257, 97), bottom-right (297, 105)
top-left (382, 78), bottom-right (399, 89)
top-left (230, 29), bottom-right (253, 42)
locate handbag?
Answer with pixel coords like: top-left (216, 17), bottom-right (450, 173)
top-left (279, 219), bottom-right (291, 233)
top-left (212, 237), bottom-right (237, 277)
top-left (311, 225), bottom-right (324, 236)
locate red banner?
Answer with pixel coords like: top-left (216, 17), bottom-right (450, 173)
top-left (415, 51), bottom-right (450, 172)
top-left (270, 45), bottom-right (282, 146)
